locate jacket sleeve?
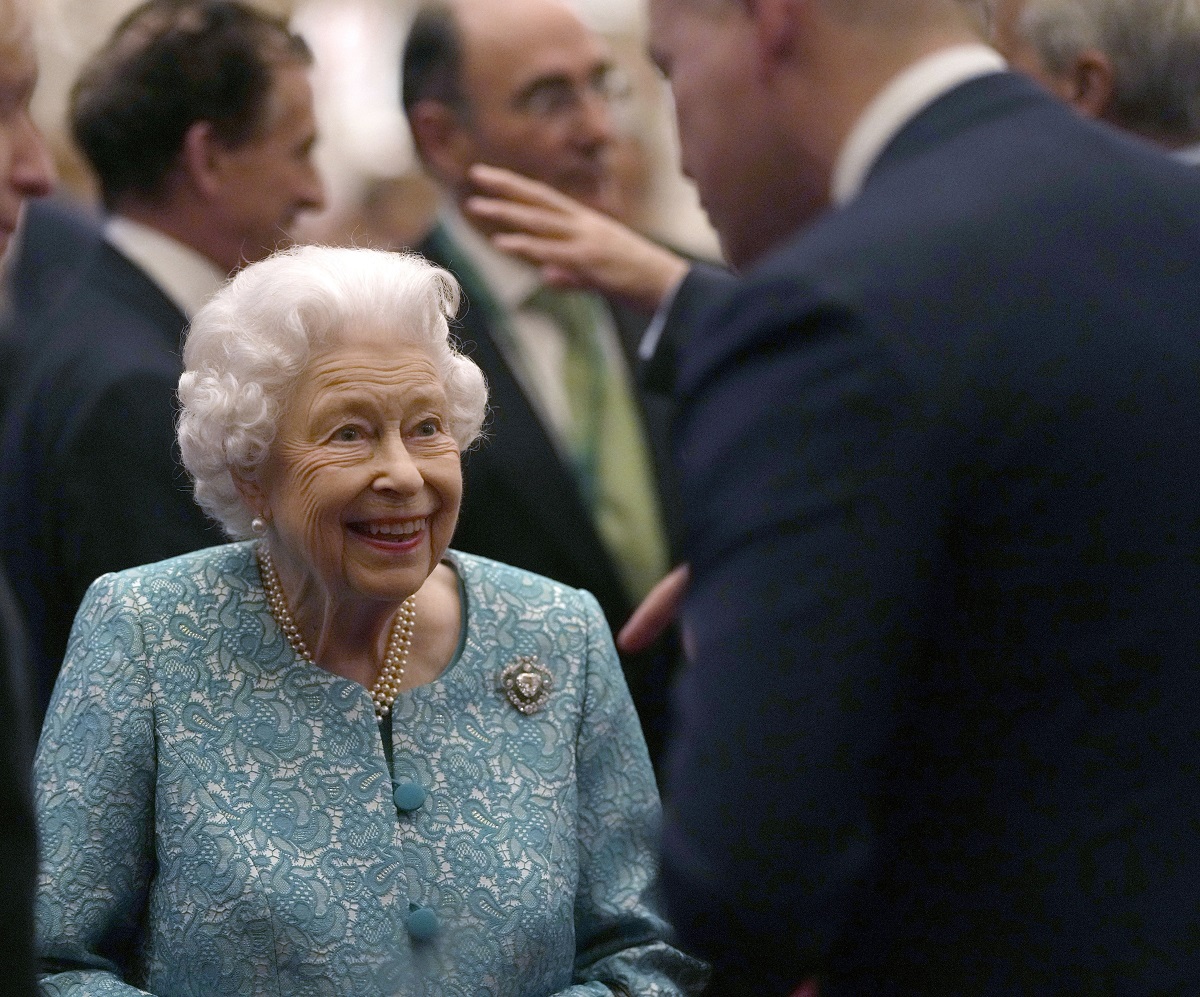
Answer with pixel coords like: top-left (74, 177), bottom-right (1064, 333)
top-left (640, 262), bottom-right (737, 397)
top-left (35, 573), bottom-right (159, 996)
top-left (662, 274), bottom-right (938, 994)
top-left (560, 591), bottom-right (709, 997)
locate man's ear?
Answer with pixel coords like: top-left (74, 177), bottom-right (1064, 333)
top-left (408, 99), bottom-right (476, 188)
top-left (1061, 48), bottom-right (1116, 120)
top-left (180, 119), bottom-right (227, 200)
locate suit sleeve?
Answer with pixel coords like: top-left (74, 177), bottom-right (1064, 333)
top-left (640, 263), bottom-right (737, 396)
top-left (662, 279), bottom-right (940, 994)
top-left (563, 592), bottom-right (709, 997)
top-left (35, 573), bottom-right (159, 996)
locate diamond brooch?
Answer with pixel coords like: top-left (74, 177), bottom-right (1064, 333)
top-left (499, 656), bottom-right (553, 715)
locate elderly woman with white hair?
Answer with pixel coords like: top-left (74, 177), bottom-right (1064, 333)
top-left (33, 246), bottom-right (707, 997)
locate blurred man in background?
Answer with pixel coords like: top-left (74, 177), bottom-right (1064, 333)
top-left (403, 0), bottom-right (683, 770)
top-left (989, 0), bottom-right (1200, 158)
top-left (0, 0), bottom-right (55, 991)
top-left (0, 0), bottom-right (325, 719)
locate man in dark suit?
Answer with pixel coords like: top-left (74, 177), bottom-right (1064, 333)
top-left (0, 0), bottom-right (325, 718)
top-left (402, 0), bottom-right (682, 768)
top-left (0, 0), bottom-right (55, 991)
top-left (645, 0), bottom-right (1200, 993)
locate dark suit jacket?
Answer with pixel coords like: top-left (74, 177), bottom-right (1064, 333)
top-left (0, 241), bottom-right (224, 720)
top-left (0, 197), bottom-right (102, 418)
top-left (662, 72), bottom-right (1200, 995)
top-left (418, 224), bottom-right (681, 769)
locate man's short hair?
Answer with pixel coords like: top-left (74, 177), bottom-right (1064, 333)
top-left (70, 0), bottom-right (312, 209)
top-left (401, 3), bottom-right (467, 120)
top-left (1008, 0), bottom-right (1200, 141)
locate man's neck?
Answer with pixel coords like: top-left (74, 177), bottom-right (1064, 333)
top-left (113, 198), bottom-right (236, 276)
top-left (788, 5), bottom-right (984, 173)
top-left (439, 201), bottom-right (541, 312)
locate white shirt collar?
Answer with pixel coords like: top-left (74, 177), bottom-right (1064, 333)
top-left (104, 215), bottom-right (227, 319)
top-left (831, 44), bottom-right (1007, 206)
top-left (439, 203), bottom-right (542, 308)
top-left (1173, 142), bottom-right (1200, 166)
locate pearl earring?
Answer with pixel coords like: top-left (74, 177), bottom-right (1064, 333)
top-left (251, 516), bottom-right (268, 536)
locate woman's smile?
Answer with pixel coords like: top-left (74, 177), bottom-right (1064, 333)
top-left (347, 516), bottom-right (429, 552)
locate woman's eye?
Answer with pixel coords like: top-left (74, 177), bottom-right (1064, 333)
top-left (415, 419), bottom-right (440, 436)
top-left (333, 425), bottom-right (362, 442)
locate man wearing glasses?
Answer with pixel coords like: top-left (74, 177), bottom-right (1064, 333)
top-left (402, 0), bottom-right (680, 772)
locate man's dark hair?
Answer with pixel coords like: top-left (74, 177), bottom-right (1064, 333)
top-left (70, 0), bottom-right (311, 210)
top-left (401, 3), bottom-right (467, 120)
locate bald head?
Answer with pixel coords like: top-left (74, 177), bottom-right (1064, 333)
top-left (453, 0), bottom-right (585, 50)
top-left (404, 0), bottom-right (622, 213)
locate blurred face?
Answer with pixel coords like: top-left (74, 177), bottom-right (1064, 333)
top-left (456, 0), bottom-right (622, 214)
top-left (649, 0), bottom-right (817, 268)
top-left (0, 1), bottom-right (53, 254)
top-left (251, 329), bottom-right (463, 608)
top-left (218, 61), bottom-right (324, 269)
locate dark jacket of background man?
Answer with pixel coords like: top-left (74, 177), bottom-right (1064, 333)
top-left (0, 0), bottom-right (324, 719)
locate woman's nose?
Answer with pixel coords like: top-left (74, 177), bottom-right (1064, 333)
top-left (372, 438), bottom-right (423, 493)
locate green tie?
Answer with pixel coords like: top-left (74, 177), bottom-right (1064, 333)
top-left (525, 286), bottom-right (669, 602)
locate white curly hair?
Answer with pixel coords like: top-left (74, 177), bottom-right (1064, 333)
top-left (178, 244), bottom-right (488, 538)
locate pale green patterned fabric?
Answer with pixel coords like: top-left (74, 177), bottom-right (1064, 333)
top-left (34, 542), bottom-right (707, 997)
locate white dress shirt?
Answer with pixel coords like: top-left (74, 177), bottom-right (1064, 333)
top-left (1173, 143), bottom-right (1200, 166)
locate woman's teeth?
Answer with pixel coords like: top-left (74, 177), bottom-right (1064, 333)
top-left (365, 519), bottom-right (424, 536)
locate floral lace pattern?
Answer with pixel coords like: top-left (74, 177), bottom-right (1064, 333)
top-left (35, 542), bottom-right (707, 997)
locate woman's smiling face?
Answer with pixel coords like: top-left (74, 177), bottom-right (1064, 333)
top-left (246, 324), bottom-right (463, 606)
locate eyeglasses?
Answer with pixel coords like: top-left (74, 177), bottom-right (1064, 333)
top-left (512, 65), bottom-right (633, 123)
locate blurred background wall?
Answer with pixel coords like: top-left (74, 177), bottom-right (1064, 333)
top-left (29, 0), bottom-right (721, 258)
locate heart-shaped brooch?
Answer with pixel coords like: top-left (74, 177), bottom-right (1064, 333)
top-left (499, 656), bottom-right (553, 715)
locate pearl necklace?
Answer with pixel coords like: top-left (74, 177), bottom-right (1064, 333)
top-left (256, 544), bottom-right (417, 719)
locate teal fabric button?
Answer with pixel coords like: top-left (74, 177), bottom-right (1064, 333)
top-left (393, 781), bottom-right (426, 812)
top-left (407, 906), bottom-right (439, 941)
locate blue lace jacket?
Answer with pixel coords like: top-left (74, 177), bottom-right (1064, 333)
top-left (35, 542), bottom-right (706, 997)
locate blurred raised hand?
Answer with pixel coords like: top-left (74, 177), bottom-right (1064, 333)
top-left (466, 163), bottom-right (688, 315)
top-left (618, 563), bottom-right (690, 656)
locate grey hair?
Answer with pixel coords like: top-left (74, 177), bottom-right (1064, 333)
top-left (178, 245), bottom-right (488, 538)
top-left (1014, 0), bottom-right (1200, 140)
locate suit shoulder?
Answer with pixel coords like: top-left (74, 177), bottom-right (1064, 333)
top-left (16, 285), bottom-right (184, 409)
